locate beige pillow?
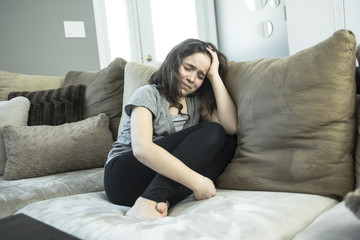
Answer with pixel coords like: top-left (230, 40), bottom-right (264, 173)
top-left (217, 30), bottom-right (357, 199)
top-left (3, 113), bottom-right (113, 180)
top-left (0, 97), bottom-right (30, 175)
top-left (0, 70), bottom-right (64, 101)
top-left (118, 62), bottom-right (157, 135)
top-left (354, 44), bottom-right (360, 189)
top-left (64, 58), bottom-right (127, 140)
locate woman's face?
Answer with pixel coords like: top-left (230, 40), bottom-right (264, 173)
top-left (178, 52), bottom-right (211, 97)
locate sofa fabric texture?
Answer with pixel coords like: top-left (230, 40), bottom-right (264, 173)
top-left (293, 201), bottom-right (360, 240)
top-left (16, 190), bottom-right (338, 240)
top-left (64, 58), bottom-right (127, 140)
top-left (0, 70), bottom-right (64, 101)
top-left (8, 84), bottom-right (85, 126)
top-left (0, 97), bottom-right (30, 175)
top-left (216, 30), bottom-right (357, 199)
top-left (0, 168), bottom-right (104, 219)
top-left (2, 113), bottom-right (113, 180)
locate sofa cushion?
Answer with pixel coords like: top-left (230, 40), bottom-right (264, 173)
top-left (0, 168), bottom-right (104, 219)
top-left (2, 113), bottom-right (113, 180)
top-left (0, 97), bottom-right (30, 175)
top-left (293, 201), bottom-right (360, 240)
top-left (63, 58), bottom-right (127, 140)
top-left (118, 62), bottom-right (157, 134)
top-left (217, 30), bottom-right (356, 199)
top-left (15, 190), bottom-right (337, 240)
top-left (0, 70), bottom-right (64, 101)
top-left (8, 85), bottom-right (85, 126)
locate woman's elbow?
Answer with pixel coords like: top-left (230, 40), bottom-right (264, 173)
top-left (132, 142), bottom-right (147, 161)
top-left (225, 122), bottom-right (237, 135)
top-left (225, 126), bottom-right (237, 135)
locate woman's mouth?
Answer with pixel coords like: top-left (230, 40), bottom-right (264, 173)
top-left (182, 82), bottom-right (192, 90)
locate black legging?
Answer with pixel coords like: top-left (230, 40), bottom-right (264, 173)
top-left (104, 122), bottom-right (237, 207)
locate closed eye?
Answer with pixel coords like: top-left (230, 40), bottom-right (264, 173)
top-left (184, 66), bottom-right (191, 71)
top-left (183, 63), bottom-right (205, 79)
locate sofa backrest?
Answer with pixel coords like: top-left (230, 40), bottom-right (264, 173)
top-left (0, 70), bottom-right (64, 101)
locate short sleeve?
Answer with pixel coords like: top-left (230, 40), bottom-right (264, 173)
top-left (124, 85), bottom-right (160, 117)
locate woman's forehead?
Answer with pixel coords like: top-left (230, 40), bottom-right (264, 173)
top-left (182, 53), bottom-right (211, 73)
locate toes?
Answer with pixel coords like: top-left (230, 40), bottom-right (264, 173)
top-left (157, 202), bottom-right (169, 216)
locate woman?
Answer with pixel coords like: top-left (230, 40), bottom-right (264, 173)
top-left (104, 39), bottom-right (237, 219)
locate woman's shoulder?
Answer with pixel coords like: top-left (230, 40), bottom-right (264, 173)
top-left (129, 84), bottom-right (163, 104)
top-left (125, 84), bottom-right (163, 116)
top-left (134, 84), bottom-right (160, 95)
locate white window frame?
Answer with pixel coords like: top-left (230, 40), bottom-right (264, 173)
top-left (93, 0), bottom-right (218, 67)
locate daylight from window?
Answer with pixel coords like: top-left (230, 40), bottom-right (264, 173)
top-left (150, 0), bottom-right (199, 61)
top-left (104, 0), bottom-right (199, 63)
top-left (104, 0), bottom-right (132, 61)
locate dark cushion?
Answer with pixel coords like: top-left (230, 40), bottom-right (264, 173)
top-left (8, 85), bottom-right (85, 126)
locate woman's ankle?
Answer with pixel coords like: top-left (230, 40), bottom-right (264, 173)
top-left (125, 197), bottom-right (167, 220)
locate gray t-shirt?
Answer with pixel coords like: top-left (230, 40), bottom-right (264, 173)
top-left (107, 84), bottom-right (203, 163)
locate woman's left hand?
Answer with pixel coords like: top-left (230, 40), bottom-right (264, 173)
top-left (206, 46), bottom-right (220, 81)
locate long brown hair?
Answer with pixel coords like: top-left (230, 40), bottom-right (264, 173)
top-left (149, 39), bottom-right (227, 114)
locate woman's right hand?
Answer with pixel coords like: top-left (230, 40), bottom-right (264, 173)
top-left (192, 175), bottom-right (216, 200)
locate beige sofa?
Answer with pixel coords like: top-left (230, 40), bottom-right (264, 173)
top-left (1, 30), bottom-right (360, 239)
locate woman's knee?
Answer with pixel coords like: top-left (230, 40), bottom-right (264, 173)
top-left (200, 122), bottom-right (227, 148)
top-left (204, 122), bottom-right (226, 135)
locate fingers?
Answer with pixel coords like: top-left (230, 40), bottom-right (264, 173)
top-left (206, 47), bottom-right (219, 67)
top-left (206, 46), bottom-right (217, 58)
top-left (192, 176), bottom-right (217, 200)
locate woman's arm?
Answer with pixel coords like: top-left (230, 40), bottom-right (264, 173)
top-left (203, 47), bottom-right (237, 135)
top-left (130, 106), bottom-right (216, 200)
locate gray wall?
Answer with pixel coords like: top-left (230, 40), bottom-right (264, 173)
top-left (215, 0), bottom-right (289, 62)
top-left (0, 0), bottom-right (292, 76)
top-left (0, 0), bottom-right (100, 76)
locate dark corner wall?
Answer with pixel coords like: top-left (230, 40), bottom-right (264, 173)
top-left (0, 0), bottom-right (100, 76)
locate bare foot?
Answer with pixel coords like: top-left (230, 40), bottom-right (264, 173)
top-left (156, 201), bottom-right (170, 217)
top-left (125, 197), bottom-right (166, 220)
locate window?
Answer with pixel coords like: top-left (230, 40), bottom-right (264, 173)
top-left (149, 0), bottom-right (199, 61)
top-left (104, 0), bottom-right (132, 62)
top-left (93, 0), bottom-right (217, 67)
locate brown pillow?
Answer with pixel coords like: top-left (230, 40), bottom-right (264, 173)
top-left (8, 85), bottom-right (85, 126)
top-left (64, 58), bottom-right (127, 140)
top-left (3, 113), bottom-right (113, 180)
top-left (217, 30), bottom-right (356, 199)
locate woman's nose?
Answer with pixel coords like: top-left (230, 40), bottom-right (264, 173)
top-left (187, 73), bottom-right (195, 82)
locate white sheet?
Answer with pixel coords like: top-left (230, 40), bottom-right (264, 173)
top-left (16, 189), bottom-right (337, 240)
